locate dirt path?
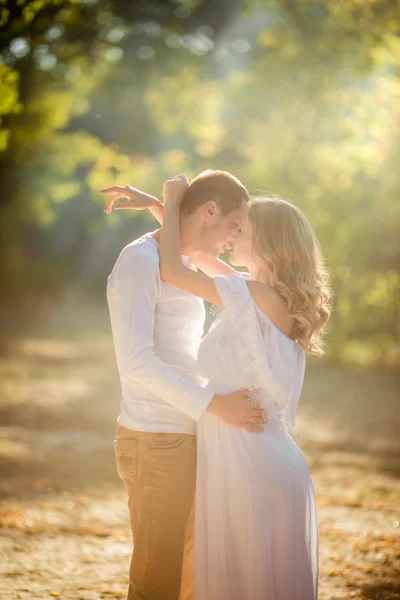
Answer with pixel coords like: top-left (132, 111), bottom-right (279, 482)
top-left (0, 333), bottom-right (399, 599)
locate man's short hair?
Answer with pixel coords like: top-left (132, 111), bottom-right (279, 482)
top-left (180, 170), bottom-right (249, 217)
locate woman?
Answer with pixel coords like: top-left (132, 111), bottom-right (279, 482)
top-left (103, 176), bottom-right (331, 599)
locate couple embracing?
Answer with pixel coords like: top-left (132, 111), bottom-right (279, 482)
top-left (102, 170), bottom-right (331, 600)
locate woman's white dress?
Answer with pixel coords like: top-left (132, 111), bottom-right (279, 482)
top-left (195, 275), bottom-right (318, 600)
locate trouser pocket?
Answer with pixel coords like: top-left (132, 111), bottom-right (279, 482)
top-left (114, 438), bottom-right (138, 486)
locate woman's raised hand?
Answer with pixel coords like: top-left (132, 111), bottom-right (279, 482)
top-left (163, 174), bottom-right (189, 208)
top-left (100, 185), bottom-right (157, 214)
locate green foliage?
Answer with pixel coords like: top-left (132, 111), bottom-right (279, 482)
top-left (0, 62), bottom-right (21, 150)
top-left (0, 0), bottom-right (399, 365)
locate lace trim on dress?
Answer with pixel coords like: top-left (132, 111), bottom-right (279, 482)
top-left (208, 271), bottom-right (248, 328)
top-left (214, 275), bottom-right (301, 434)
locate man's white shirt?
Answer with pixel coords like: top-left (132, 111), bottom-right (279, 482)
top-left (107, 233), bottom-right (214, 434)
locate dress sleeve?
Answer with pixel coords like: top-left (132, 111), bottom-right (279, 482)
top-left (214, 275), bottom-right (302, 434)
top-left (285, 351), bottom-right (306, 434)
top-left (214, 274), bottom-right (252, 318)
top-left (237, 270), bottom-right (251, 280)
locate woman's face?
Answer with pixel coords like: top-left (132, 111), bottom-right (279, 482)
top-left (228, 214), bottom-right (254, 267)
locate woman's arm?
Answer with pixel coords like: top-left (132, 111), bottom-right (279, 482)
top-left (191, 255), bottom-right (243, 277)
top-left (159, 178), bottom-right (224, 305)
top-left (101, 182), bottom-right (245, 277)
top-left (101, 185), bottom-right (164, 223)
top-left (160, 178), bottom-right (286, 335)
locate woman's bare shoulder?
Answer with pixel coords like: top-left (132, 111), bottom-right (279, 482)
top-left (247, 280), bottom-right (294, 337)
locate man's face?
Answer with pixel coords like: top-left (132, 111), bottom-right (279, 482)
top-left (201, 202), bottom-right (248, 258)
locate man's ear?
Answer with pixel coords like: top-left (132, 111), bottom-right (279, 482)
top-left (204, 201), bottom-right (219, 220)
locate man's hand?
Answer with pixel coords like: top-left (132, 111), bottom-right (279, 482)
top-left (207, 390), bottom-right (267, 433)
top-left (163, 175), bottom-right (189, 209)
top-left (100, 185), bottom-right (160, 214)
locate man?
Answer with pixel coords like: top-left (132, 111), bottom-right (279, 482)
top-left (103, 170), bottom-right (265, 600)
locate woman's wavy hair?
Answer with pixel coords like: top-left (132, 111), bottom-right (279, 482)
top-left (248, 195), bottom-right (332, 354)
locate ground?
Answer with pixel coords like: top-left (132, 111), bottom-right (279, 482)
top-left (0, 303), bottom-right (399, 600)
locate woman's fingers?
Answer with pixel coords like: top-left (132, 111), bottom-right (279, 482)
top-left (100, 185), bottom-right (127, 194)
top-left (101, 186), bottom-right (137, 214)
top-left (250, 408), bottom-right (265, 418)
top-left (104, 193), bottom-right (130, 214)
top-left (114, 202), bottom-right (135, 210)
top-left (163, 176), bottom-right (189, 206)
top-left (104, 192), bottom-right (120, 214)
top-left (174, 174), bottom-right (189, 185)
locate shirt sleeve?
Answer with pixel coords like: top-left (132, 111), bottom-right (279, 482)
top-left (107, 248), bottom-right (214, 421)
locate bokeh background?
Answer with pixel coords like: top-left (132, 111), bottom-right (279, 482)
top-left (0, 1), bottom-right (399, 599)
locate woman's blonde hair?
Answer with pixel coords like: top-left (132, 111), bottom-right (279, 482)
top-left (248, 195), bottom-right (332, 354)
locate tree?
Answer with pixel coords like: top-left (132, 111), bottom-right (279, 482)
top-left (0, 0), bottom-right (399, 365)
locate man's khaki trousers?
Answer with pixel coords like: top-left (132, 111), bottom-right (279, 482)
top-left (114, 424), bottom-right (196, 600)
